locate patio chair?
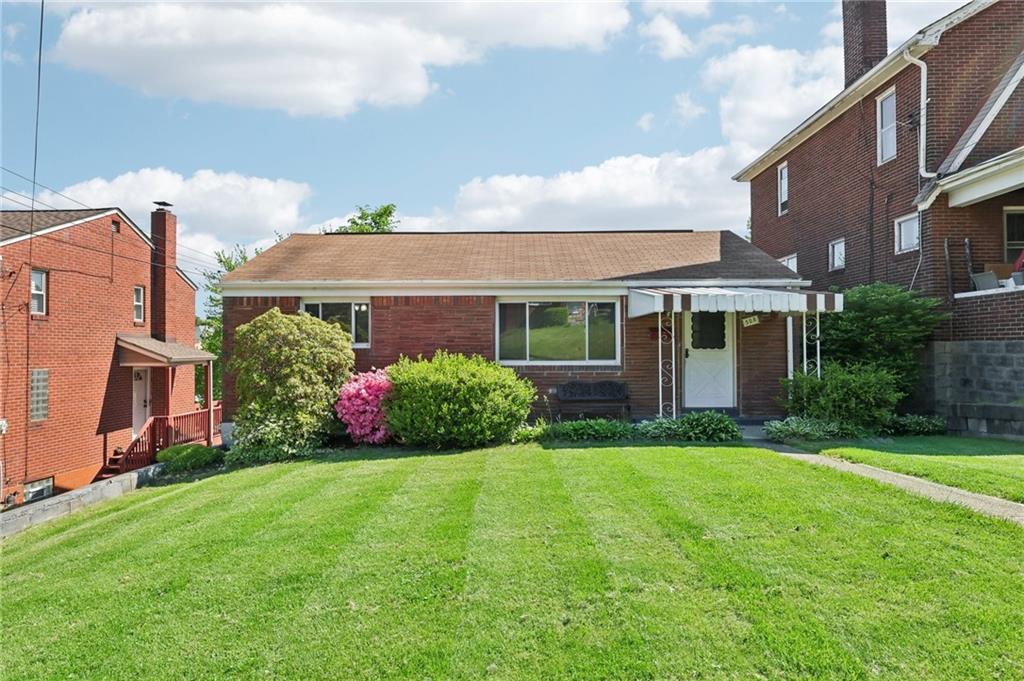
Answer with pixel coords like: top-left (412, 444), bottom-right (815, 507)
top-left (970, 271), bottom-right (1000, 291)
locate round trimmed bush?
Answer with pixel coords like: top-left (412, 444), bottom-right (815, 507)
top-left (156, 443), bottom-right (223, 473)
top-left (385, 351), bottom-right (536, 449)
top-left (336, 369), bottom-right (392, 444)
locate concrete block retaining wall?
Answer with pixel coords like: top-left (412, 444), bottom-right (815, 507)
top-left (0, 463), bottom-right (164, 539)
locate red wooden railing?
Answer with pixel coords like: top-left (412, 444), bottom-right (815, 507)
top-left (117, 402), bottom-right (222, 473)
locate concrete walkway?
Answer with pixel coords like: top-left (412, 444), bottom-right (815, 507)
top-left (743, 431), bottom-right (1024, 526)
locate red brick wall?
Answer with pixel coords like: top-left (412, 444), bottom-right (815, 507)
top-left (750, 0), bottom-right (1024, 302)
top-left (736, 314), bottom-right (789, 417)
top-left (0, 213), bottom-right (199, 500)
top-left (946, 289), bottom-right (1024, 341)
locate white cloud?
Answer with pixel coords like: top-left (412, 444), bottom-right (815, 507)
top-left (640, 14), bottom-right (756, 60)
top-left (2, 50), bottom-right (22, 64)
top-left (641, 1), bottom-right (712, 18)
top-left (887, 1), bottom-right (968, 51)
top-left (703, 43), bottom-right (843, 153)
top-left (636, 112), bottom-right (656, 132)
top-left (3, 22), bottom-right (22, 41)
top-left (28, 168), bottom-right (312, 271)
top-left (638, 14), bottom-right (696, 59)
top-left (50, 3), bottom-right (630, 118)
top-left (673, 92), bottom-right (706, 124)
top-left (820, 19), bottom-right (843, 44)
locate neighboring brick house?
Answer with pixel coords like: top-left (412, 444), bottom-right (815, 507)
top-left (0, 207), bottom-right (215, 506)
top-left (735, 0), bottom-right (1024, 430)
top-left (220, 230), bottom-right (842, 424)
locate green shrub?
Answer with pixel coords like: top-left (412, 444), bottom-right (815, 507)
top-left (156, 443), bottom-right (223, 473)
top-left (229, 308), bottom-right (355, 460)
top-left (385, 351), bottom-right (535, 449)
top-left (783, 364), bottom-right (903, 431)
top-left (763, 417), bottom-right (864, 442)
top-left (821, 283), bottom-right (946, 392)
top-left (544, 418), bottom-right (633, 442)
top-left (511, 418), bottom-right (549, 443)
top-left (635, 411), bottom-right (741, 442)
top-left (880, 413), bottom-right (947, 436)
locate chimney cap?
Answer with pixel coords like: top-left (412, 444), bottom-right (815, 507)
top-left (153, 200), bottom-right (173, 209)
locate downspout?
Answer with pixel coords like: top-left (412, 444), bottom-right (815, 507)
top-left (902, 50), bottom-right (936, 291)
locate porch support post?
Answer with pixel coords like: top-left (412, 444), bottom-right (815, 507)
top-left (670, 312), bottom-right (677, 418)
top-left (786, 315), bottom-right (794, 380)
top-left (802, 311), bottom-right (808, 373)
top-left (815, 310), bottom-right (822, 379)
top-left (165, 367), bottom-right (174, 450)
top-left (205, 360), bottom-right (214, 446)
top-left (657, 311), bottom-right (663, 417)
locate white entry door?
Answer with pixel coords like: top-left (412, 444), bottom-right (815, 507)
top-left (132, 368), bottom-right (150, 437)
top-left (684, 311), bottom-right (735, 408)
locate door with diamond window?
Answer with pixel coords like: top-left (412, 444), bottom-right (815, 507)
top-left (683, 311), bottom-right (735, 408)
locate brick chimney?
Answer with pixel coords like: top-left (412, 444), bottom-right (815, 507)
top-left (842, 0), bottom-right (888, 87)
top-left (151, 206), bottom-right (176, 342)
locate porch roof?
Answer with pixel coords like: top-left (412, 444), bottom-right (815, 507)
top-left (627, 287), bottom-right (843, 318)
top-left (116, 334), bottom-right (215, 367)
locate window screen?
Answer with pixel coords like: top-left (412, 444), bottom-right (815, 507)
top-left (691, 312), bottom-right (726, 350)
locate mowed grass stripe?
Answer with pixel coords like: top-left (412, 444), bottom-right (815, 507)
top-left (450, 447), bottom-right (644, 680)
top-left (549, 447), bottom-right (758, 678)
top-left (268, 450), bottom-right (486, 680)
top-left (626, 446), bottom-right (1024, 678)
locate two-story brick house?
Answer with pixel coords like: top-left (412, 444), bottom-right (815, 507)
top-left (735, 0), bottom-right (1023, 432)
top-left (0, 206), bottom-right (216, 506)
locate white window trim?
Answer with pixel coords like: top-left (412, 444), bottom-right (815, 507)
top-left (876, 87), bottom-right (897, 166)
top-left (777, 162), bottom-right (789, 216)
top-left (495, 297), bottom-right (622, 367)
top-left (828, 238), bottom-right (846, 272)
top-left (894, 212), bottom-right (921, 254)
top-left (779, 253), bottom-right (798, 273)
top-left (1006, 207), bottom-right (1024, 263)
top-left (133, 286), bottom-right (145, 322)
top-left (300, 298), bottom-right (371, 348)
top-left (30, 269), bottom-right (47, 315)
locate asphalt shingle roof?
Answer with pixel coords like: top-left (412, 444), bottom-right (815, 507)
top-left (0, 209), bottom-right (112, 243)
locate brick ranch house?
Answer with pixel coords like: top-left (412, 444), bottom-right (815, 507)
top-left (735, 0), bottom-right (1024, 435)
top-left (220, 230), bottom-right (842, 425)
top-left (0, 207), bottom-right (216, 507)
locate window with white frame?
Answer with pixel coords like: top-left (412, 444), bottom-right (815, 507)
top-left (895, 213), bottom-right (920, 254)
top-left (777, 162), bottom-right (789, 215)
top-left (30, 269), bottom-right (47, 315)
top-left (779, 253), bottom-right (798, 273)
top-left (23, 477), bottom-right (54, 503)
top-left (1006, 210), bottom-right (1024, 263)
top-left (497, 300), bottom-right (619, 364)
top-left (877, 89), bottom-right (897, 164)
top-left (133, 286), bottom-right (145, 322)
top-left (828, 238), bottom-right (846, 271)
top-left (302, 301), bottom-right (370, 346)
top-left (30, 369), bottom-right (49, 421)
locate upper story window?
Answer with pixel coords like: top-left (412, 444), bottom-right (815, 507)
top-left (112, 219), bottom-right (121, 233)
top-left (1006, 210), bottom-right (1024, 263)
top-left (498, 300), bottom-right (619, 365)
top-left (30, 269), bottom-right (47, 315)
top-left (302, 301), bottom-right (370, 347)
top-left (828, 238), bottom-right (846, 271)
top-left (777, 162), bottom-right (789, 215)
top-left (895, 213), bottom-right (920, 254)
top-left (133, 286), bottom-right (145, 322)
top-left (877, 88), bottom-right (897, 164)
top-left (779, 253), bottom-right (798, 273)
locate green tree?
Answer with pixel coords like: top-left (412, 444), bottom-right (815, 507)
top-left (323, 203), bottom-right (399, 233)
top-left (195, 245), bottom-right (254, 403)
top-left (821, 283), bottom-right (947, 393)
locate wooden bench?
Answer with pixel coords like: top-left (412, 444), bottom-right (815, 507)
top-left (555, 381), bottom-right (630, 420)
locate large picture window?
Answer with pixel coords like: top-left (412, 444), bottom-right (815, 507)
top-left (497, 300), bottom-right (619, 364)
top-left (302, 301), bottom-right (370, 347)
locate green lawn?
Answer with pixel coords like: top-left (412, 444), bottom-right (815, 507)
top-left (3, 444), bottom-right (1024, 679)
top-left (797, 435), bottom-right (1024, 503)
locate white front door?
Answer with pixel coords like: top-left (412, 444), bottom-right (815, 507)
top-left (684, 311), bottom-right (735, 408)
top-left (132, 368), bottom-right (150, 437)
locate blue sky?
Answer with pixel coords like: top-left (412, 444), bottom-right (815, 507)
top-left (1, 1), bottom-right (963, 282)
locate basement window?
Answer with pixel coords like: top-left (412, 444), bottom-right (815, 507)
top-left (302, 301), bottom-right (370, 347)
top-left (895, 213), bottom-right (920, 254)
top-left (777, 162), bottom-right (789, 215)
top-left (23, 477), bottom-right (53, 503)
top-left (133, 286), bottom-right (145, 322)
top-left (828, 238), bottom-right (846, 271)
top-left (877, 88), bottom-right (897, 164)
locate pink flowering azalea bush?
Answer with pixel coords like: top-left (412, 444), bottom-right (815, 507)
top-left (335, 369), bottom-right (392, 444)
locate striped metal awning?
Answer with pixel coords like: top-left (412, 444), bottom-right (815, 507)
top-left (627, 287), bottom-right (843, 318)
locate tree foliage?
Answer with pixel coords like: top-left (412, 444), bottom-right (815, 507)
top-left (323, 203), bottom-right (399, 233)
top-left (196, 245), bottom-right (254, 402)
top-left (821, 283), bottom-right (947, 392)
top-left (230, 308), bottom-right (355, 458)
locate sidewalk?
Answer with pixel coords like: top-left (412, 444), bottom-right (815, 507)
top-left (742, 426), bottom-right (1024, 526)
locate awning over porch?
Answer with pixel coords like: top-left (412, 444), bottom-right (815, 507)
top-left (627, 287), bottom-right (843, 318)
top-left (117, 334), bottom-right (216, 367)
